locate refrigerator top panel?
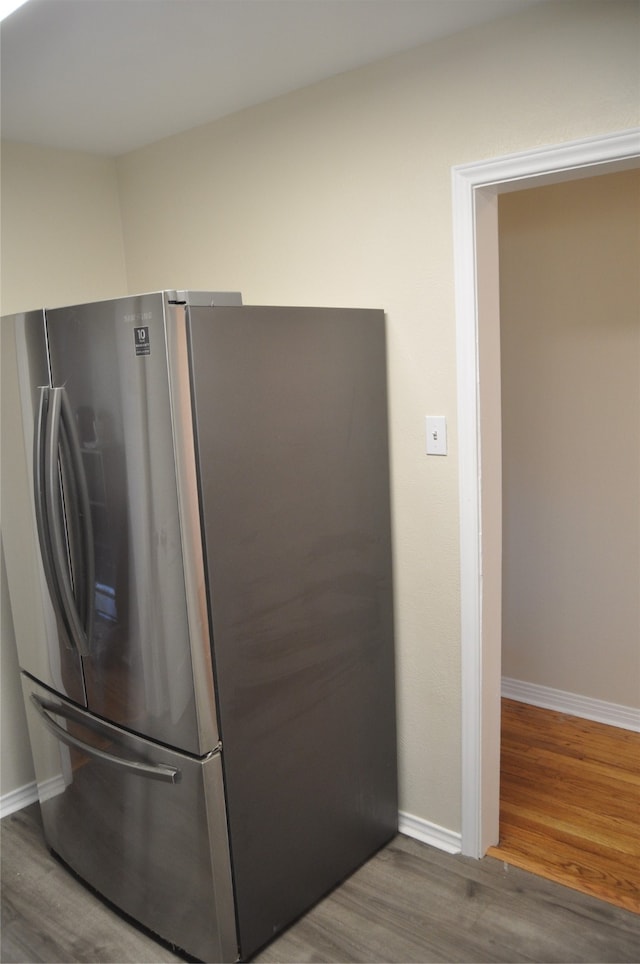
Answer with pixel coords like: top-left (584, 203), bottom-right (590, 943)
top-left (43, 292), bottom-right (220, 754)
top-left (41, 290), bottom-right (242, 312)
top-left (1, 309), bottom-right (86, 705)
top-left (165, 290), bottom-right (242, 307)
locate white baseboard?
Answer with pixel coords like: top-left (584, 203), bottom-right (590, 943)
top-left (399, 810), bottom-right (461, 854)
top-left (0, 774), bottom-right (65, 819)
top-left (502, 677), bottom-right (640, 733)
top-left (2, 787), bottom-right (464, 858)
top-left (0, 780), bottom-right (38, 819)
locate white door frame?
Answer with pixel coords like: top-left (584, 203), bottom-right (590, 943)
top-left (452, 128), bottom-right (640, 858)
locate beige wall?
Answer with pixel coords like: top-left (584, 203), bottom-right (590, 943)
top-left (0, 142), bottom-right (127, 315)
top-left (1, 0), bottom-right (638, 830)
top-left (499, 170), bottom-right (640, 707)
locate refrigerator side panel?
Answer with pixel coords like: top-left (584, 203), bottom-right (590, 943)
top-left (189, 305), bottom-right (398, 958)
top-left (21, 675), bottom-right (238, 964)
top-left (44, 294), bottom-right (216, 754)
top-left (1, 311), bottom-right (85, 704)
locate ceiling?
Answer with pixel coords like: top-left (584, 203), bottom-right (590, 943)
top-left (1, 0), bottom-right (546, 157)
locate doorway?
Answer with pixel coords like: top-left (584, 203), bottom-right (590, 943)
top-left (499, 170), bottom-right (639, 708)
top-left (489, 168), bottom-right (640, 910)
top-left (452, 128), bottom-right (640, 859)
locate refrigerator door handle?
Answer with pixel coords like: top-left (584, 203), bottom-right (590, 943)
top-left (30, 694), bottom-right (182, 784)
top-left (43, 387), bottom-right (92, 658)
top-left (34, 387), bottom-right (70, 638)
top-left (59, 387), bottom-right (95, 640)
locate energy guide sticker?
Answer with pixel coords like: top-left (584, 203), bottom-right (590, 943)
top-left (134, 326), bottom-right (150, 356)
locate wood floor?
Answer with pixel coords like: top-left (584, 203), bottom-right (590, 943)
top-left (3, 803), bottom-right (640, 963)
top-left (488, 699), bottom-right (640, 915)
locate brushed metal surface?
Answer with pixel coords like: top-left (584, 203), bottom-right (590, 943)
top-left (1, 310), bottom-right (86, 705)
top-left (44, 293), bottom-right (209, 754)
top-left (167, 290), bottom-right (242, 307)
top-left (42, 388), bottom-right (93, 658)
top-left (30, 693), bottom-right (180, 783)
top-left (188, 305), bottom-right (398, 958)
top-left (164, 301), bottom-right (220, 753)
top-left (21, 676), bottom-right (238, 963)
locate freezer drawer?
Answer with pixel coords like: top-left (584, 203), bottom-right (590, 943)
top-left (21, 676), bottom-right (237, 963)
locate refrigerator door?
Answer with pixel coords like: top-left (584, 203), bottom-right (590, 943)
top-left (21, 675), bottom-right (238, 963)
top-left (1, 311), bottom-right (86, 704)
top-left (44, 293), bottom-right (218, 754)
top-left (187, 306), bottom-right (398, 958)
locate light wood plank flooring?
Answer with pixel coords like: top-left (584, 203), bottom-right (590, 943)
top-left (3, 803), bottom-right (640, 963)
top-left (488, 699), bottom-right (640, 915)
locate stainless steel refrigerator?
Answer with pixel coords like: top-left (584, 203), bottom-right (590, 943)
top-left (1, 290), bottom-right (397, 962)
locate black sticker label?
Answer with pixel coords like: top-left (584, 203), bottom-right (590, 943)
top-left (134, 326), bottom-right (150, 356)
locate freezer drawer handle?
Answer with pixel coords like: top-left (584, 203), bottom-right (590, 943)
top-left (30, 695), bottom-right (182, 784)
